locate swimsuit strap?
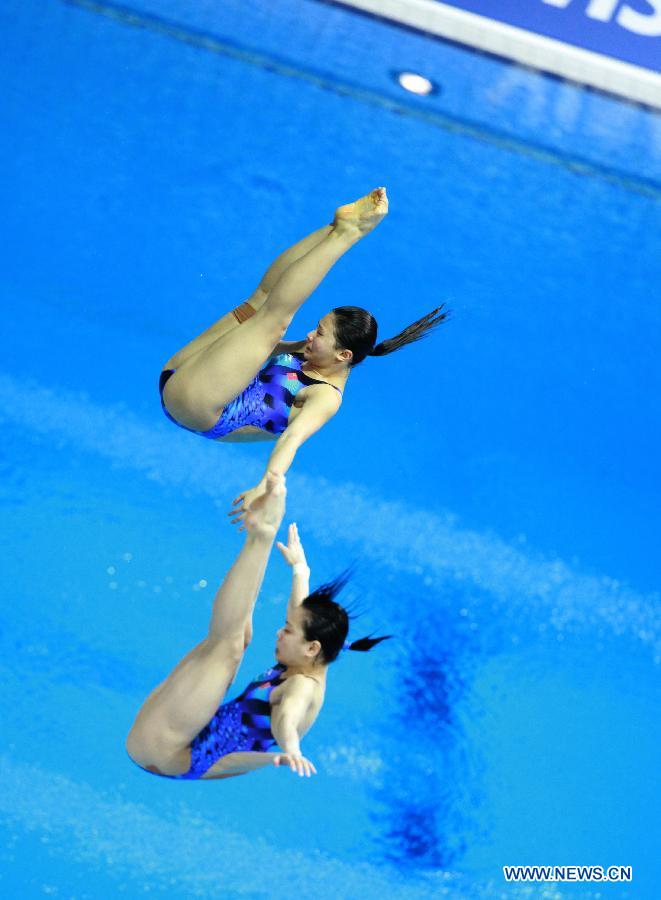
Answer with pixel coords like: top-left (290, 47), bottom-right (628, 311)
top-left (290, 353), bottom-right (343, 396)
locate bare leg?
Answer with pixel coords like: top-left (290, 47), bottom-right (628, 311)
top-left (164, 224), bottom-right (334, 370)
top-left (126, 474), bottom-right (286, 773)
top-left (163, 188), bottom-right (388, 430)
top-left (258, 223), bottom-right (335, 295)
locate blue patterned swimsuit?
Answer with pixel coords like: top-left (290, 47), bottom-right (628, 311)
top-left (136, 663), bottom-right (287, 780)
top-left (159, 351), bottom-right (342, 439)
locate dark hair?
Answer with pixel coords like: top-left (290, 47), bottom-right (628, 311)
top-left (331, 304), bottom-right (449, 367)
top-left (300, 571), bottom-right (392, 664)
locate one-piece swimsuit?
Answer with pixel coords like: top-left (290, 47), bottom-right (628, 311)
top-left (159, 351), bottom-right (342, 439)
top-left (133, 663), bottom-right (286, 780)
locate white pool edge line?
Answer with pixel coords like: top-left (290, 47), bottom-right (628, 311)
top-left (334, 0), bottom-right (661, 110)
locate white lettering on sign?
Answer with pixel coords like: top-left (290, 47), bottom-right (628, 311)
top-left (618, 0), bottom-right (661, 36)
top-left (585, 0), bottom-right (620, 22)
top-left (541, 0), bottom-right (661, 35)
top-left (540, 0), bottom-right (618, 12)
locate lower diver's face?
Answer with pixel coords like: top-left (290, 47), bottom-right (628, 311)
top-left (275, 607), bottom-right (312, 666)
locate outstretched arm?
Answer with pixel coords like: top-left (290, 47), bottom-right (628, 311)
top-left (266, 387), bottom-right (339, 477)
top-left (270, 674), bottom-right (317, 776)
top-left (277, 522), bottom-right (310, 617)
top-left (229, 387), bottom-right (340, 527)
top-left (208, 749), bottom-right (317, 778)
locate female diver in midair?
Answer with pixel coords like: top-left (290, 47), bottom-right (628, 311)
top-left (158, 187), bottom-right (448, 525)
top-left (125, 472), bottom-right (390, 780)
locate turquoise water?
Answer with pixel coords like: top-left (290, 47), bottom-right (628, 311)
top-left (1, 1), bottom-right (660, 897)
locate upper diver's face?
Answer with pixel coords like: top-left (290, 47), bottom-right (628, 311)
top-left (303, 313), bottom-right (350, 367)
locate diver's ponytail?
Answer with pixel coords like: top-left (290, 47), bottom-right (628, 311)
top-left (344, 634), bottom-right (392, 653)
top-left (332, 304), bottom-right (449, 367)
top-left (369, 304), bottom-right (449, 357)
top-left (301, 572), bottom-right (393, 663)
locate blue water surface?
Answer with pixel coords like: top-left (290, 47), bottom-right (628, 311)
top-left (1, 1), bottom-right (660, 897)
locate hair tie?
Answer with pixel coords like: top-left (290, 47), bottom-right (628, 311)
top-left (342, 640), bottom-right (352, 652)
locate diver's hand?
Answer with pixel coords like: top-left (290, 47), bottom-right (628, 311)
top-left (229, 483), bottom-right (265, 529)
top-left (272, 752), bottom-right (317, 777)
top-left (276, 522), bottom-right (308, 568)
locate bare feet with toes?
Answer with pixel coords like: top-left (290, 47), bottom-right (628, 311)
top-left (333, 187), bottom-right (389, 239)
top-left (243, 472), bottom-right (286, 539)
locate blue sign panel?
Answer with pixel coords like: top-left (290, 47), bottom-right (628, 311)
top-left (438, 0), bottom-right (661, 73)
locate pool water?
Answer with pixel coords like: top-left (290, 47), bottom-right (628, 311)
top-left (1, 0), bottom-right (659, 897)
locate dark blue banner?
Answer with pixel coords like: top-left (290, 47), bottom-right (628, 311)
top-left (439, 0), bottom-right (661, 73)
